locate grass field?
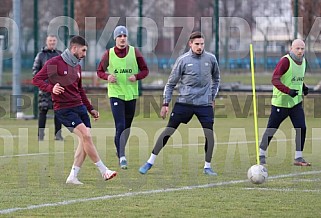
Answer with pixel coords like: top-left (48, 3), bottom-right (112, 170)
top-left (1, 91), bottom-right (321, 217)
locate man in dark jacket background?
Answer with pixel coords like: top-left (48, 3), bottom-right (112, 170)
top-left (32, 35), bottom-right (63, 141)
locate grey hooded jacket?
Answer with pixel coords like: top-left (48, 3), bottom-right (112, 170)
top-left (163, 49), bottom-right (220, 106)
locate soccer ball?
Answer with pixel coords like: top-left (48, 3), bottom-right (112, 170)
top-left (247, 164), bottom-right (268, 184)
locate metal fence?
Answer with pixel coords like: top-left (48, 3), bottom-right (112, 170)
top-left (1, 0), bottom-right (321, 76)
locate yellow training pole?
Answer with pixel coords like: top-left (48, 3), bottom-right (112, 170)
top-left (250, 44), bottom-right (260, 165)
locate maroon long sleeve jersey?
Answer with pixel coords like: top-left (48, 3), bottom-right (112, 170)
top-left (271, 56), bottom-right (306, 94)
top-left (32, 56), bottom-right (93, 111)
top-left (97, 46), bottom-right (149, 80)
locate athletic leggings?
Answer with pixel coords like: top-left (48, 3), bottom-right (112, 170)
top-left (110, 97), bottom-right (136, 158)
top-left (38, 109), bottom-right (62, 137)
top-left (260, 102), bottom-right (306, 152)
top-left (152, 119), bottom-right (214, 163)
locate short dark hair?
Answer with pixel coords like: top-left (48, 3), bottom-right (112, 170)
top-left (69, 35), bottom-right (88, 48)
top-left (47, 34), bottom-right (57, 39)
top-left (189, 31), bottom-right (205, 41)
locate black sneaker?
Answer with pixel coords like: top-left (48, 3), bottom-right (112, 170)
top-left (294, 157), bottom-right (311, 166)
top-left (54, 135), bottom-right (64, 141)
top-left (259, 155), bottom-right (266, 165)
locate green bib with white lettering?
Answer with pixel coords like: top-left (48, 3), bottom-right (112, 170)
top-left (107, 46), bottom-right (139, 100)
top-left (271, 54), bottom-right (305, 108)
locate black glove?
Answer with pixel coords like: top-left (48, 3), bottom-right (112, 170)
top-left (303, 85), bottom-right (309, 96)
top-left (288, 89), bottom-right (299, 98)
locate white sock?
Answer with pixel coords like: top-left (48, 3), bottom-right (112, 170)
top-left (69, 165), bottom-right (80, 178)
top-left (95, 160), bottom-right (108, 174)
top-left (295, 151), bottom-right (302, 159)
top-left (119, 156), bottom-right (127, 163)
top-left (259, 148), bottom-right (266, 156)
top-left (147, 153), bottom-right (157, 165)
top-left (204, 161), bottom-right (211, 169)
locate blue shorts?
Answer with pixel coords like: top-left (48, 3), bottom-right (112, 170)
top-left (54, 105), bottom-right (91, 132)
top-left (169, 103), bottom-right (214, 124)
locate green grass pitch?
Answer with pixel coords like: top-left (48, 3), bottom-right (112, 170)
top-left (1, 91), bottom-right (321, 217)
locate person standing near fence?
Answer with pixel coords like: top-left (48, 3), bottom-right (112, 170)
top-left (33, 35), bottom-right (117, 184)
top-left (32, 35), bottom-right (63, 141)
top-left (139, 31), bottom-right (220, 176)
top-left (259, 39), bottom-right (311, 166)
top-left (97, 26), bottom-right (149, 170)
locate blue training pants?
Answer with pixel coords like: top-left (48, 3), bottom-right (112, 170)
top-left (110, 97), bottom-right (136, 158)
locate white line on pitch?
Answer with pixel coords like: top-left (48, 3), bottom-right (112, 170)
top-left (268, 170), bottom-right (321, 179)
top-left (1, 170), bottom-right (321, 215)
top-left (242, 187), bottom-right (321, 193)
top-left (0, 152), bottom-right (67, 158)
top-left (0, 135), bottom-right (19, 138)
top-left (292, 178), bottom-right (321, 182)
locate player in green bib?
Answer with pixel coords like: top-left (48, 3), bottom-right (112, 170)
top-left (107, 46), bottom-right (139, 100)
top-left (259, 39), bottom-right (311, 166)
top-left (97, 26), bottom-right (149, 169)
